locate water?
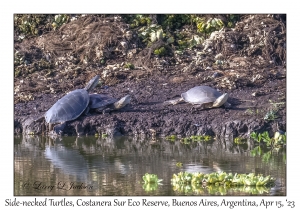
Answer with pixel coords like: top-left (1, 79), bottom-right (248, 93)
top-left (14, 135), bottom-right (286, 196)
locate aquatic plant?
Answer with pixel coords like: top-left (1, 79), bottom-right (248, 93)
top-left (142, 183), bottom-right (159, 192)
top-left (181, 137), bottom-right (191, 145)
top-left (262, 150), bottom-right (272, 163)
top-left (142, 173), bottom-right (162, 184)
top-left (188, 135), bottom-right (212, 142)
top-left (176, 162), bottom-right (183, 168)
top-left (251, 142), bottom-right (286, 164)
top-left (171, 171), bottom-right (275, 188)
top-left (244, 173), bottom-right (274, 186)
top-left (141, 173), bottom-right (163, 191)
top-left (250, 131), bottom-right (286, 147)
top-left (165, 134), bottom-right (213, 144)
top-left (172, 182), bottom-right (270, 195)
top-left (101, 133), bottom-right (108, 138)
top-left (250, 146), bottom-right (262, 157)
top-left (250, 131), bottom-right (264, 143)
top-left (165, 135), bottom-right (177, 141)
top-left (171, 172), bottom-right (194, 184)
top-left (234, 136), bottom-right (247, 144)
top-left (274, 131), bottom-right (286, 145)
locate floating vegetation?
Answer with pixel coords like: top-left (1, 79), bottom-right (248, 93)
top-left (250, 131), bottom-right (286, 147)
top-left (101, 133), bottom-right (108, 138)
top-left (250, 131), bottom-right (286, 163)
top-left (165, 135), bottom-right (177, 141)
top-left (250, 146), bottom-right (262, 156)
top-left (250, 145), bottom-right (286, 163)
top-left (165, 134), bottom-right (212, 144)
top-left (142, 173), bottom-right (162, 191)
top-left (171, 171), bottom-right (275, 187)
top-left (234, 136), bottom-right (247, 144)
top-left (172, 182), bottom-right (271, 195)
top-left (142, 183), bottom-right (159, 192)
top-left (142, 173), bottom-right (163, 184)
top-left (176, 162), bottom-right (183, 168)
top-left (180, 135), bottom-right (212, 144)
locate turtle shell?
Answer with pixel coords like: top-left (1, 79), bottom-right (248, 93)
top-left (45, 89), bottom-right (89, 123)
top-left (181, 86), bottom-right (222, 104)
top-left (89, 94), bottom-right (118, 109)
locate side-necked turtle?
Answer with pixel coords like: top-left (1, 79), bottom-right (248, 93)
top-left (164, 86), bottom-right (230, 109)
top-left (89, 94), bottom-right (131, 113)
top-left (45, 75), bottom-right (100, 135)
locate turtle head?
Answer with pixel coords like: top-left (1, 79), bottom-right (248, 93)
top-left (213, 93), bottom-right (229, 107)
top-left (85, 75), bottom-right (100, 92)
top-left (114, 95), bottom-right (131, 109)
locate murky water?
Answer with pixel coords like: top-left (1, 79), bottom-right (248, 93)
top-left (14, 135), bottom-right (286, 196)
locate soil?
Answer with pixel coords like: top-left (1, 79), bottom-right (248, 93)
top-left (14, 14), bottom-right (286, 142)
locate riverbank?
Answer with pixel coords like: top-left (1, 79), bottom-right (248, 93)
top-left (14, 14), bottom-right (286, 141)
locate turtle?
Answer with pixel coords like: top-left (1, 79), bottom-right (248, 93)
top-left (164, 86), bottom-right (230, 109)
top-left (89, 94), bottom-right (131, 114)
top-left (44, 75), bottom-right (100, 135)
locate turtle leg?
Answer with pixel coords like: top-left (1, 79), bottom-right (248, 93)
top-left (224, 101), bottom-right (231, 108)
top-left (192, 104), bottom-right (205, 111)
top-left (93, 106), bottom-right (109, 114)
top-left (113, 95), bottom-right (131, 109)
top-left (51, 122), bottom-right (66, 136)
top-left (48, 123), bottom-right (54, 131)
top-left (163, 97), bottom-right (184, 105)
top-left (102, 107), bottom-right (113, 114)
top-left (84, 106), bottom-right (90, 115)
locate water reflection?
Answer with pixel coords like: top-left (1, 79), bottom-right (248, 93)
top-left (14, 135), bottom-right (286, 196)
top-left (44, 145), bottom-right (89, 181)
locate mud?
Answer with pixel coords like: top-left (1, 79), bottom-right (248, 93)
top-left (14, 14), bottom-right (286, 142)
top-left (14, 72), bottom-right (286, 141)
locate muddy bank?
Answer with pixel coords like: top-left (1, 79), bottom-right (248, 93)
top-left (14, 73), bottom-right (286, 141)
top-left (14, 14), bottom-right (286, 142)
